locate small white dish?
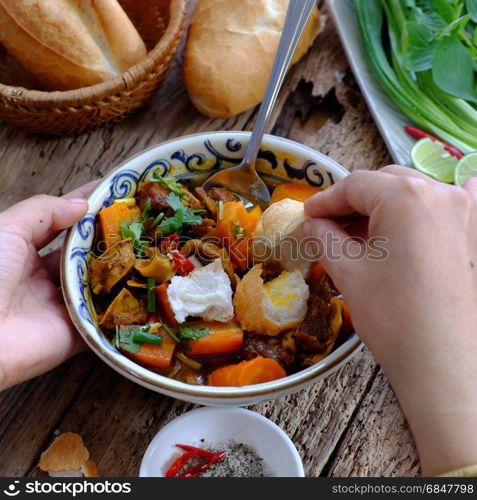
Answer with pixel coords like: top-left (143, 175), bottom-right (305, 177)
top-left (140, 407), bottom-right (304, 477)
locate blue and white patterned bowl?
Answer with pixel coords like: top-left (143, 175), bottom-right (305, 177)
top-left (61, 131), bottom-right (362, 406)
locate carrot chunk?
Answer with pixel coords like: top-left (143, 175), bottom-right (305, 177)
top-left (216, 202), bottom-right (262, 272)
top-left (155, 283), bottom-right (178, 328)
top-left (99, 203), bottom-right (133, 246)
top-left (125, 332), bottom-right (176, 370)
top-left (208, 356), bottom-right (286, 387)
top-left (185, 320), bottom-right (243, 356)
top-left (270, 183), bottom-right (323, 205)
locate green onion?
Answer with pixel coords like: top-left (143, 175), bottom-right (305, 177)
top-left (218, 200), bottom-right (224, 220)
top-left (163, 324), bottom-right (180, 343)
top-left (152, 171), bottom-right (187, 198)
top-left (151, 212), bottom-right (165, 229)
top-left (132, 329), bottom-right (163, 346)
top-left (147, 278), bottom-right (156, 313)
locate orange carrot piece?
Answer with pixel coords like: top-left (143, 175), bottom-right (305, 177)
top-left (216, 202), bottom-right (262, 272)
top-left (155, 283), bottom-right (178, 328)
top-left (125, 332), bottom-right (176, 369)
top-left (99, 203), bottom-right (133, 246)
top-left (338, 298), bottom-right (354, 335)
top-left (185, 320), bottom-right (243, 356)
top-left (208, 356), bottom-right (286, 387)
top-left (270, 183), bottom-right (323, 205)
top-left (129, 205), bottom-right (142, 222)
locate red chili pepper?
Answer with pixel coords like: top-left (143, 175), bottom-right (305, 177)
top-left (160, 234), bottom-right (180, 254)
top-left (176, 444), bottom-right (215, 458)
top-left (171, 252), bottom-right (195, 276)
top-left (178, 451), bottom-right (226, 478)
top-left (165, 450), bottom-right (198, 477)
top-left (404, 126), bottom-right (464, 159)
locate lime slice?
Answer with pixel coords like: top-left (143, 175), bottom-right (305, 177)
top-left (455, 152), bottom-right (477, 187)
top-left (411, 138), bottom-right (458, 183)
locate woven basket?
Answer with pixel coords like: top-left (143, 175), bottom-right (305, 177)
top-left (0, 0), bottom-right (187, 136)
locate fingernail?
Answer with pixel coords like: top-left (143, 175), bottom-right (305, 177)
top-left (66, 198), bottom-right (87, 204)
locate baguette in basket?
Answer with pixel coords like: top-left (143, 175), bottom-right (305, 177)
top-left (0, 0), bottom-right (147, 90)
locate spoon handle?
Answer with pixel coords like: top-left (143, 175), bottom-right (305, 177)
top-left (243, 0), bottom-right (317, 170)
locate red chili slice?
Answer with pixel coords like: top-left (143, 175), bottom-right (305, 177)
top-left (178, 451), bottom-right (226, 478)
top-left (404, 126), bottom-right (464, 159)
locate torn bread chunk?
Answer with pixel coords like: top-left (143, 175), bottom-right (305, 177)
top-left (234, 264), bottom-right (309, 336)
top-left (38, 432), bottom-right (100, 477)
top-left (167, 259), bottom-right (234, 323)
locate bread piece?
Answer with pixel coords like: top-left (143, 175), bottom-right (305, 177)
top-left (234, 263), bottom-right (309, 336)
top-left (168, 259), bottom-right (234, 323)
top-left (184, 0), bottom-right (322, 118)
top-left (38, 432), bottom-right (100, 477)
top-left (0, 0), bottom-right (147, 90)
top-left (252, 198), bottom-right (312, 277)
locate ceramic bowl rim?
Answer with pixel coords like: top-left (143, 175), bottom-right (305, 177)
top-left (61, 131), bottom-right (362, 402)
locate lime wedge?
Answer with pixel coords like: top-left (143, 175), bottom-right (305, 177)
top-left (455, 152), bottom-right (477, 187)
top-left (411, 138), bottom-right (458, 183)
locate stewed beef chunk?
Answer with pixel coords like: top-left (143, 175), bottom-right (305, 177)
top-left (137, 182), bottom-right (170, 211)
top-left (241, 334), bottom-right (296, 371)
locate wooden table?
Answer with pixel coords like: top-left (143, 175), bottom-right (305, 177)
top-left (0, 2), bottom-right (420, 477)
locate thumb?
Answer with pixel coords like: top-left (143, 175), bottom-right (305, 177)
top-left (303, 218), bottom-right (363, 291)
top-left (464, 177), bottom-right (477, 204)
top-left (0, 195), bottom-right (88, 250)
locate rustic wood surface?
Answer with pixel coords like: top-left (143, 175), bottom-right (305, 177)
top-left (0, 1), bottom-right (420, 477)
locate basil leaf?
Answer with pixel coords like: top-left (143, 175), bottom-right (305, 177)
top-left (432, 34), bottom-right (477, 102)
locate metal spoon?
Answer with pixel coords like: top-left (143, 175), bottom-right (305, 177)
top-left (202, 0), bottom-right (318, 207)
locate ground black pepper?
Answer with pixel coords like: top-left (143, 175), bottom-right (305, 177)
top-left (200, 440), bottom-right (273, 477)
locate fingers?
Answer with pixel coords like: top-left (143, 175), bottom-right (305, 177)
top-left (0, 195), bottom-right (88, 250)
top-left (303, 218), bottom-right (361, 287)
top-left (380, 164), bottom-right (438, 183)
top-left (464, 177), bottom-right (477, 203)
top-left (42, 247), bottom-right (61, 285)
top-left (305, 170), bottom-right (394, 219)
top-left (64, 179), bottom-right (100, 200)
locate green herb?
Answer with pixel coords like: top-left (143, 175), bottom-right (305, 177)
top-left (151, 212), bottom-right (165, 229)
top-left (131, 326), bottom-right (163, 346)
top-left (152, 171), bottom-right (187, 198)
top-left (354, 0), bottom-right (477, 155)
top-left (163, 324), bottom-right (181, 344)
top-left (177, 325), bottom-right (210, 348)
top-left (218, 200), bottom-right (224, 220)
top-left (159, 193), bottom-right (204, 235)
top-left (140, 198), bottom-right (152, 223)
top-left (147, 278), bottom-right (156, 313)
top-left (120, 221), bottom-right (148, 256)
top-left (232, 221), bottom-right (247, 239)
top-left (116, 327), bottom-right (142, 354)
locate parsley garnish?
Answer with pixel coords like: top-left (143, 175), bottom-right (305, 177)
top-left (159, 193), bottom-right (204, 235)
top-left (120, 221), bottom-right (148, 256)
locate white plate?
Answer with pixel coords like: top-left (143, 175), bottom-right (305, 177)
top-left (140, 408), bottom-right (304, 477)
top-left (327, 0), bottom-right (415, 166)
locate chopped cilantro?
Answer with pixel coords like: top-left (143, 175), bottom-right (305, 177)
top-left (140, 198), bottom-right (152, 223)
top-left (152, 171), bottom-right (187, 198)
top-left (120, 221), bottom-right (148, 256)
top-left (159, 193), bottom-right (204, 235)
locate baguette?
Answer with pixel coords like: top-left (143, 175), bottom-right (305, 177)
top-left (184, 0), bottom-right (322, 118)
top-left (0, 0), bottom-right (147, 90)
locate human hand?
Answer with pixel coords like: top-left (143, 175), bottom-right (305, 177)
top-left (304, 166), bottom-right (477, 476)
top-left (0, 181), bottom-right (98, 392)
